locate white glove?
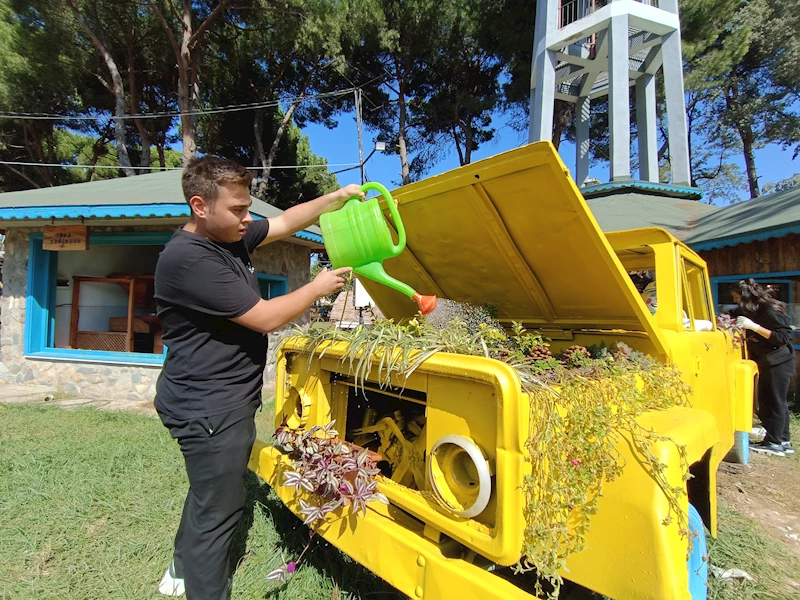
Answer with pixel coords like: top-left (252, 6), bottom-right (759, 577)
top-left (736, 316), bottom-right (757, 331)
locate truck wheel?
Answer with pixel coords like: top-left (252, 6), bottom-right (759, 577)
top-left (687, 503), bottom-right (708, 600)
top-left (723, 431), bottom-right (749, 464)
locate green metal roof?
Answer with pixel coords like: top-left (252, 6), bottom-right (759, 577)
top-left (684, 186), bottom-right (800, 250)
top-left (0, 170), bottom-right (322, 245)
top-left (587, 193), bottom-right (720, 240)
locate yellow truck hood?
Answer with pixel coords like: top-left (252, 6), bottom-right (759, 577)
top-left (359, 142), bottom-right (667, 353)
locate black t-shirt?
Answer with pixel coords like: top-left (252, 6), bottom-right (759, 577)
top-left (734, 305), bottom-right (794, 363)
top-left (154, 219), bottom-right (270, 419)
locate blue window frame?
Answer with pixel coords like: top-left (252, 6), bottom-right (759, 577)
top-left (710, 270), bottom-right (800, 350)
top-left (25, 232), bottom-right (171, 366)
top-left (256, 273), bottom-right (288, 299)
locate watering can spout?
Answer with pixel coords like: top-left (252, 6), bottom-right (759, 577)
top-left (354, 262), bottom-right (437, 314)
top-left (412, 293), bottom-right (438, 315)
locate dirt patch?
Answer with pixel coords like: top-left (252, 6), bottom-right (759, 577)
top-left (717, 453), bottom-right (800, 557)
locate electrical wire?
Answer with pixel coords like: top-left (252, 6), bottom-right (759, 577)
top-left (0, 160), bottom-right (360, 170)
top-left (0, 73), bottom-right (388, 122)
top-left (0, 89), bottom-right (356, 121)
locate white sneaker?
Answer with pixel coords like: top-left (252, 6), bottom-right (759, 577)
top-left (158, 561), bottom-right (185, 597)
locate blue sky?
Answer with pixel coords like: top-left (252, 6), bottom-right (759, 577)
top-left (302, 111), bottom-right (798, 205)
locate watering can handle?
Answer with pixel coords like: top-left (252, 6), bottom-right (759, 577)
top-left (356, 181), bottom-right (406, 256)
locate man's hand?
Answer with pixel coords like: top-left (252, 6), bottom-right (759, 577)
top-left (312, 267), bottom-right (352, 297)
top-left (328, 183), bottom-right (365, 211)
top-left (736, 316), bottom-right (758, 331)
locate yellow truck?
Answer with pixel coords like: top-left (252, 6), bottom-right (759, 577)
top-left (249, 142), bottom-right (756, 600)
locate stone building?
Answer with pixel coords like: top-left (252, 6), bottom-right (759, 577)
top-left (0, 170), bottom-right (322, 402)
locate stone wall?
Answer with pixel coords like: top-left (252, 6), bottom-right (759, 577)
top-left (0, 225), bottom-right (311, 403)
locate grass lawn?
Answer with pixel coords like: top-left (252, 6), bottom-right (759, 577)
top-left (1, 404), bottom-right (798, 600)
top-left (0, 404), bottom-right (398, 600)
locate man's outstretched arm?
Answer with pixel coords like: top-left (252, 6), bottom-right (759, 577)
top-left (261, 184), bottom-right (365, 245)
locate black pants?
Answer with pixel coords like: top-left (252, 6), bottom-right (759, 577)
top-left (159, 401), bottom-right (259, 600)
top-left (757, 358), bottom-right (795, 445)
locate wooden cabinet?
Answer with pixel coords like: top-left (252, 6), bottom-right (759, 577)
top-left (69, 275), bottom-right (161, 353)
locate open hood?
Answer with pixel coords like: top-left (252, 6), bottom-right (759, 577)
top-left (357, 142), bottom-right (666, 351)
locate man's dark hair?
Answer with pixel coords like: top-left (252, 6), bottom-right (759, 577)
top-left (182, 156), bottom-right (253, 206)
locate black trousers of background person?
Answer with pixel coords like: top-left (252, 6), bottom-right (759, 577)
top-left (158, 399), bottom-right (259, 600)
top-left (756, 357), bottom-right (795, 445)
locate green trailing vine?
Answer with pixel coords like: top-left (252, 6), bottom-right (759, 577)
top-left (280, 312), bottom-right (693, 598)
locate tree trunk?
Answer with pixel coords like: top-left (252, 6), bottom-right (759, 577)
top-left (396, 64), bottom-right (411, 185)
top-left (253, 109), bottom-right (268, 198)
top-left (85, 131), bottom-right (110, 182)
top-left (740, 123), bottom-right (760, 198)
top-left (552, 100), bottom-right (573, 151)
top-left (452, 125), bottom-right (465, 166)
top-left (462, 118), bottom-right (473, 165)
top-left (127, 40), bottom-right (151, 170)
top-left (148, 0), bottom-right (229, 165)
top-left (67, 1), bottom-right (135, 176)
top-left (23, 122), bottom-right (52, 186)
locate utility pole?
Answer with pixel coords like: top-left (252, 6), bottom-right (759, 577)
top-left (355, 89), bottom-right (365, 184)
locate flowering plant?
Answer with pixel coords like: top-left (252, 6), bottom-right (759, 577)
top-left (266, 420), bottom-right (388, 584)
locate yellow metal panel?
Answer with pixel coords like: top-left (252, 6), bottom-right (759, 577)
top-left (733, 360), bottom-right (757, 432)
top-left (565, 407), bottom-right (719, 600)
top-left (355, 143), bottom-right (669, 353)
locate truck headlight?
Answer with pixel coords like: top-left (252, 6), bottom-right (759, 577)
top-left (428, 434), bottom-right (492, 519)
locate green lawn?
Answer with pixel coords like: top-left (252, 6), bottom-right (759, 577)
top-left (1, 404), bottom-right (798, 600)
top-left (0, 404), bottom-right (398, 600)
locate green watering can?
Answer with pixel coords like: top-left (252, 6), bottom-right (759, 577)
top-left (320, 182), bottom-right (437, 314)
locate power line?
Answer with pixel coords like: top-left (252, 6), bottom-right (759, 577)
top-left (0, 73), bottom-right (387, 122)
top-left (0, 160), bottom-right (360, 170)
top-left (0, 88), bottom-right (357, 122)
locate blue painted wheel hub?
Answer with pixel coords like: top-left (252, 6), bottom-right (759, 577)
top-left (687, 503), bottom-right (708, 600)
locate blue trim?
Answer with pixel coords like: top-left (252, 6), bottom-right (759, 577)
top-left (24, 235), bottom-right (56, 354)
top-left (292, 229), bottom-right (324, 244)
top-left (710, 270), bottom-right (800, 281)
top-left (26, 349), bottom-right (164, 366)
top-left (256, 273), bottom-right (289, 299)
top-left (0, 204), bottom-right (190, 220)
top-left (581, 180), bottom-right (704, 200)
top-left (0, 205), bottom-right (321, 243)
top-left (690, 225), bottom-right (800, 251)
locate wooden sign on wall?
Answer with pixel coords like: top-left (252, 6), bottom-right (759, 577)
top-left (43, 225), bottom-right (89, 251)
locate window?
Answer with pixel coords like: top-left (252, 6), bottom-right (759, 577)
top-left (26, 232), bottom-right (292, 365)
top-left (711, 272), bottom-right (800, 349)
top-left (25, 232), bottom-right (170, 366)
top-left (256, 273), bottom-right (288, 300)
top-left (682, 259), bottom-right (712, 322)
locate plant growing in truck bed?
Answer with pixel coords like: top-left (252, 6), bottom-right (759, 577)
top-left (279, 314), bottom-right (693, 598)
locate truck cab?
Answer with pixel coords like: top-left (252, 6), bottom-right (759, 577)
top-left (249, 142), bottom-right (756, 600)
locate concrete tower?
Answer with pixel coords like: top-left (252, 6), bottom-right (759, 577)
top-left (529, 0), bottom-right (691, 187)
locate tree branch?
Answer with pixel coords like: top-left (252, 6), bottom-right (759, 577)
top-left (146, 0), bottom-right (181, 60)
top-left (1, 163), bottom-right (42, 189)
top-left (188, 0), bottom-right (231, 49)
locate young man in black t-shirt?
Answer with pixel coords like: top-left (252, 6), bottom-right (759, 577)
top-left (154, 156), bottom-right (360, 599)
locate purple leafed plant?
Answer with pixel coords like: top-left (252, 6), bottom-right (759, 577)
top-left (267, 420), bottom-right (389, 585)
top-left (716, 314), bottom-right (744, 347)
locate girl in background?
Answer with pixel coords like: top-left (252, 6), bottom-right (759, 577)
top-left (733, 279), bottom-right (796, 457)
